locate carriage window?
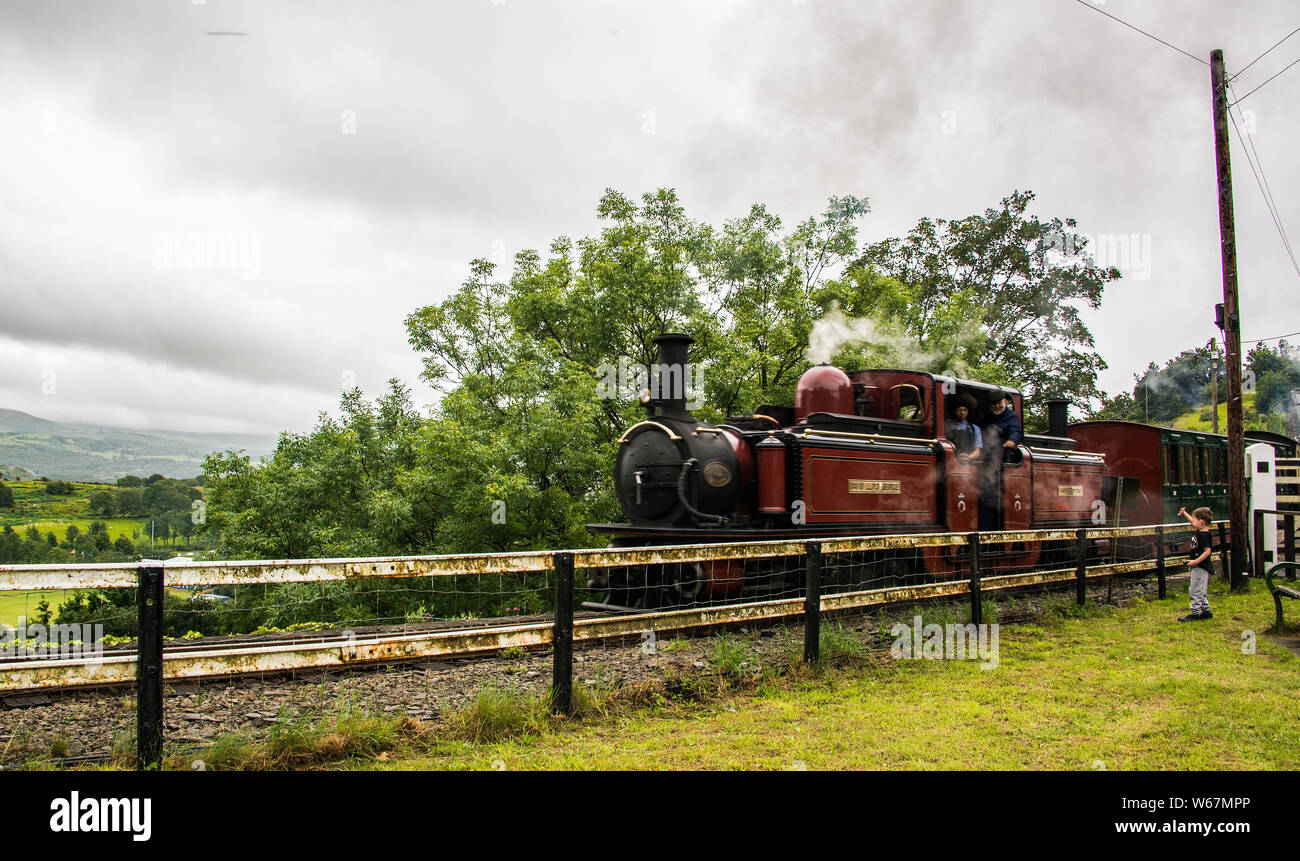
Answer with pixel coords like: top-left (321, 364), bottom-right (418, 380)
top-left (889, 385), bottom-right (925, 422)
top-left (1163, 444), bottom-right (1179, 486)
top-left (1179, 446), bottom-right (1197, 484)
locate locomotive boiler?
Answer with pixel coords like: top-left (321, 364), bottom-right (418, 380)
top-left (586, 333), bottom-right (1109, 609)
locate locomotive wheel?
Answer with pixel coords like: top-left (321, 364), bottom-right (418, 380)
top-left (659, 562), bottom-right (706, 608)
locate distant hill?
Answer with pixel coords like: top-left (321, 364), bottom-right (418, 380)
top-left (0, 408), bottom-right (278, 482)
top-left (0, 408), bottom-right (63, 434)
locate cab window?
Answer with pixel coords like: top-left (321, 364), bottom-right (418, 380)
top-left (889, 385), bottom-right (925, 422)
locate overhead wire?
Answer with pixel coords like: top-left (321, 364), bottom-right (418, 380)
top-left (1227, 25), bottom-right (1300, 81)
top-left (1230, 54), bottom-right (1300, 103)
top-left (1225, 82), bottom-right (1300, 280)
top-left (1070, 0), bottom-right (1209, 66)
top-left (1243, 330), bottom-right (1300, 345)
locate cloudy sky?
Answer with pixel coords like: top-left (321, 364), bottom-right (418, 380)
top-left (2, 0), bottom-right (1297, 435)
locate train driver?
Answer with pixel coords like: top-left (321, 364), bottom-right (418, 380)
top-left (978, 389), bottom-right (1023, 530)
top-left (984, 389), bottom-right (1023, 458)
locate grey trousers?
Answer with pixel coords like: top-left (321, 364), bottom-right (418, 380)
top-left (1189, 567), bottom-right (1210, 615)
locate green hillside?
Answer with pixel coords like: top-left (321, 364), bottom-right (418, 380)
top-left (0, 408), bottom-right (276, 481)
top-left (1169, 392), bottom-right (1290, 435)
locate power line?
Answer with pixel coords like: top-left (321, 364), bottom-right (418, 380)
top-left (1228, 25), bottom-right (1300, 81)
top-left (1243, 329), bottom-right (1300, 344)
top-left (1070, 0), bottom-right (1208, 66)
top-left (1231, 54), bottom-right (1300, 103)
top-left (1226, 83), bottom-right (1300, 280)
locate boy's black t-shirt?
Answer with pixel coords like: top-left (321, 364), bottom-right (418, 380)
top-left (1190, 530), bottom-right (1216, 576)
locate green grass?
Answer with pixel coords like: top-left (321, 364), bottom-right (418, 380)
top-left (1170, 392), bottom-right (1283, 435)
top-left (0, 590), bottom-right (79, 627)
top-left (370, 584), bottom-right (1299, 771)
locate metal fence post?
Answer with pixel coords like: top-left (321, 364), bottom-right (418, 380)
top-left (804, 542), bottom-right (821, 664)
top-left (1075, 528), bottom-right (1088, 606)
top-left (1253, 510), bottom-right (1265, 579)
top-left (1286, 515), bottom-right (1296, 574)
top-left (136, 561), bottom-right (164, 770)
top-left (551, 552), bottom-right (574, 715)
top-left (1155, 526), bottom-right (1166, 600)
top-left (1217, 522), bottom-right (1230, 582)
top-left (967, 533), bottom-right (981, 626)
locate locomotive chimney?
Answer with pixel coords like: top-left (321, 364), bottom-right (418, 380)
top-left (1046, 398), bottom-right (1069, 438)
top-left (650, 333), bottom-right (694, 420)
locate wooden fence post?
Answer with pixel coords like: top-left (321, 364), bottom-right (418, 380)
top-left (551, 552), bottom-right (574, 715)
top-left (968, 533), bottom-right (982, 626)
top-left (804, 542), bottom-right (821, 664)
top-left (136, 561), bottom-right (164, 770)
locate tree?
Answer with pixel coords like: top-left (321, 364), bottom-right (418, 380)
top-left (0, 484), bottom-right (12, 509)
top-left (64, 524), bottom-right (80, 546)
top-left (117, 475), bottom-right (144, 488)
top-left (115, 487), bottom-right (145, 516)
top-left (113, 536), bottom-right (135, 556)
top-left (1249, 341), bottom-right (1300, 416)
top-left (89, 490), bottom-right (117, 517)
top-left (209, 187), bottom-right (1115, 561)
top-left (853, 190), bottom-right (1118, 427)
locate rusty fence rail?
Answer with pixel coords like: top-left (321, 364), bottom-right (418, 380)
top-left (0, 520), bottom-right (1243, 768)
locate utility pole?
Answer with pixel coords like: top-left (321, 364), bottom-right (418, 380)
top-left (1211, 49), bottom-right (1248, 591)
top-left (1209, 338), bottom-right (1219, 435)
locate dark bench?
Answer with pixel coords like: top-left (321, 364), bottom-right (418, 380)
top-left (1264, 561), bottom-right (1300, 628)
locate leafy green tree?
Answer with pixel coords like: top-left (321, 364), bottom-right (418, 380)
top-left (117, 475), bottom-right (144, 488)
top-left (73, 533), bottom-right (97, 558)
top-left (0, 483), bottom-right (12, 509)
top-left (64, 524), bottom-right (80, 546)
top-left (113, 536), bottom-right (135, 556)
top-left (853, 190), bottom-right (1118, 427)
top-left (89, 490), bottom-right (116, 517)
top-left (115, 487), bottom-right (145, 516)
top-left (1249, 341), bottom-right (1300, 416)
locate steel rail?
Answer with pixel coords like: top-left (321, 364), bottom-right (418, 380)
top-left (0, 558), bottom-right (1164, 692)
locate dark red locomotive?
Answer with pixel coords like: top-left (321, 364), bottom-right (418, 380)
top-left (587, 334), bottom-right (1108, 608)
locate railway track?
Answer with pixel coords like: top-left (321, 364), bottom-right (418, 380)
top-left (0, 570), bottom-right (1178, 701)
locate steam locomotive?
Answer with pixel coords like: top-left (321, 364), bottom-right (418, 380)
top-left (586, 333), bottom-right (1113, 609)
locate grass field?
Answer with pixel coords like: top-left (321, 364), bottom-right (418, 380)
top-left (2, 479), bottom-right (150, 541)
top-left (0, 590), bottom-right (79, 627)
top-left (18, 518), bottom-right (150, 543)
top-left (360, 584), bottom-right (1299, 771)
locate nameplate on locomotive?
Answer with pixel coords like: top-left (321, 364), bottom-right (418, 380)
top-left (1057, 485), bottom-right (1083, 496)
top-left (848, 479), bottom-right (900, 494)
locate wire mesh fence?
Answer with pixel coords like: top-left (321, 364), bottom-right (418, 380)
top-left (0, 519), bottom-right (1279, 767)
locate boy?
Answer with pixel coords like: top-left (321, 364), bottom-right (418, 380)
top-left (1176, 506), bottom-right (1215, 622)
